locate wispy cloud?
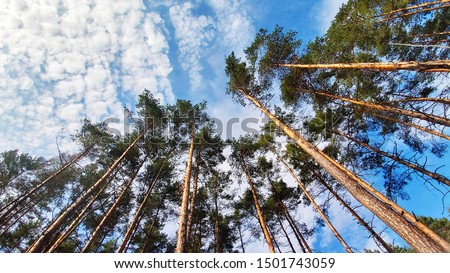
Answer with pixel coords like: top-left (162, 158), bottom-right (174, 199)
top-left (0, 0), bottom-right (174, 156)
top-left (314, 0), bottom-right (348, 33)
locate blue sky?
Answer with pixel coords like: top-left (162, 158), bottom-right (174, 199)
top-left (1, 0), bottom-right (447, 253)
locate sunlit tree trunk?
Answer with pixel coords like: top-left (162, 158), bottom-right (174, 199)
top-left (175, 123), bottom-right (196, 253)
top-left (314, 172), bottom-right (394, 253)
top-left (117, 158), bottom-right (168, 253)
top-left (376, 1), bottom-right (449, 18)
top-left (82, 156), bottom-right (147, 252)
top-left (0, 146), bottom-right (92, 227)
top-left (27, 128), bottom-right (149, 253)
top-left (275, 60), bottom-right (450, 72)
top-left (240, 89), bottom-right (449, 252)
top-left (241, 160), bottom-right (276, 253)
top-left (300, 89), bottom-right (450, 128)
top-left (186, 150), bottom-right (201, 247)
top-left (336, 130), bottom-right (450, 187)
top-left (269, 146), bottom-right (352, 252)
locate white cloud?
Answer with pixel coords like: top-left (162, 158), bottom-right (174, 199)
top-left (314, 0), bottom-right (348, 33)
top-left (0, 0), bottom-right (174, 157)
top-left (169, 2), bottom-right (215, 91)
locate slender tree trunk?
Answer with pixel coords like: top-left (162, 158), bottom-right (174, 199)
top-left (276, 214), bottom-right (296, 253)
top-left (283, 209), bottom-right (311, 253)
top-left (268, 146), bottom-right (352, 252)
top-left (186, 150), bottom-right (201, 246)
top-left (378, 3), bottom-right (450, 22)
top-left (267, 224), bottom-right (281, 253)
top-left (390, 97), bottom-right (450, 104)
top-left (239, 90), bottom-right (449, 252)
top-left (140, 204), bottom-right (161, 253)
top-left (314, 172), bottom-right (394, 253)
top-left (116, 158), bottom-right (168, 253)
top-left (240, 161), bottom-right (276, 253)
top-left (336, 130), bottom-right (450, 187)
top-left (237, 222), bottom-right (245, 253)
top-left (301, 89), bottom-right (450, 128)
top-left (27, 128), bottom-right (149, 253)
top-left (81, 156), bottom-right (148, 252)
top-left (46, 171), bottom-right (116, 253)
top-left (373, 113), bottom-right (450, 141)
top-left (0, 146), bottom-right (93, 226)
top-left (214, 189), bottom-right (222, 253)
top-left (274, 60), bottom-right (450, 72)
top-left (376, 1), bottom-right (449, 18)
top-left (175, 123), bottom-right (196, 253)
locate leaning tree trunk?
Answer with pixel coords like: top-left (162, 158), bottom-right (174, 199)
top-left (241, 160), bottom-right (276, 253)
top-left (27, 128), bottom-right (149, 253)
top-left (336, 130), bottom-right (450, 187)
top-left (269, 146), bottom-right (352, 253)
top-left (240, 89), bottom-right (449, 252)
top-left (116, 157), bottom-right (168, 253)
top-left (82, 156), bottom-right (148, 252)
top-left (378, 2), bottom-right (450, 23)
top-left (283, 207), bottom-right (311, 253)
top-left (275, 60), bottom-right (450, 72)
top-left (0, 146), bottom-right (93, 227)
top-left (314, 172), bottom-right (394, 253)
top-left (301, 89), bottom-right (450, 127)
top-left (372, 113), bottom-right (450, 141)
top-left (175, 123), bottom-right (196, 253)
top-left (186, 149), bottom-right (201, 246)
top-left (46, 176), bottom-right (114, 253)
top-left (375, 1), bottom-right (449, 18)
top-left (276, 214), bottom-right (296, 253)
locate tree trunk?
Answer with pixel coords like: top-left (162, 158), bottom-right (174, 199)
top-left (214, 188), bottom-right (222, 253)
top-left (269, 146), bottom-right (352, 253)
top-left (27, 128), bottom-right (149, 253)
top-left (140, 199), bottom-right (163, 253)
top-left (81, 156), bottom-right (147, 253)
top-left (314, 172), bottom-right (394, 253)
top-left (390, 97), bottom-right (450, 105)
top-left (116, 158), bottom-right (168, 253)
top-left (301, 89), bottom-right (450, 128)
top-left (186, 150), bottom-right (201, 246)
top-left (241, 161), bottom-right (276, 253)
top-left (175, 123), bottom-right (196, 253)
top-left (336, 130), bottom-right (450, 187)
top-left (46, 170), bottom-right (117, 253)
top-left (376, 1), bottom-right (449, 18)
top-left (240, 90), bottom-right (449, 252)
top-left (0, 146), bottom-right (92, 227)
top-left (283, 209), bottom-right (311, 253)
top-left (237, 222), bottom-right (245, 253)
top-left (373, 113), bottom-right (450, 141)
top-left (276, 214), bottom-right (296, 253)
top-left (378, 3), bottom-right (450, 23)
top-left (267, 224), bottom-right (281, 253)
top-left (275, 60), bottom-right (450, 72)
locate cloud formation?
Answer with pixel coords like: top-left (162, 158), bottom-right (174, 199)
top-left (0, 0), bottom-right (173, 156)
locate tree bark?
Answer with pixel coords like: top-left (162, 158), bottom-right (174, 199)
top-left (376, 1), bottom-right (449, 18)
top-left (186, 150), bottom-right (201, 246)
top-left (283, 209), bottom-right (311, 253)
top-left (240, 90), bottom-right (449, 252)
top-left (81, 156), bottom-right (148, 252)
top-left (314, 172), bottom-right (394, 253)
top-left (390, 97), bottom-right (450, 105)
top-left (336, 130), bottom-right (450, 187)
top-left (27, 127), bottom-right (149, 253)
top-left (267, 224), bottom-right (281, 253)
top-left (269, 146), bottom-right (352, 252)
top-left (0, 146), bottom-right (92, 227)
top-left (175, 123), bottom-right (196, 253)
top-left (274, 60), bottom-right (450, 72)
top-left (116, 157), bottom-right (168, 253)
top-left (301, 89), bottom-right (450, 127)
top-left (373, 113), bottom-right (450, 141)
top-left (241, 160), bottom-right (276, 253)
